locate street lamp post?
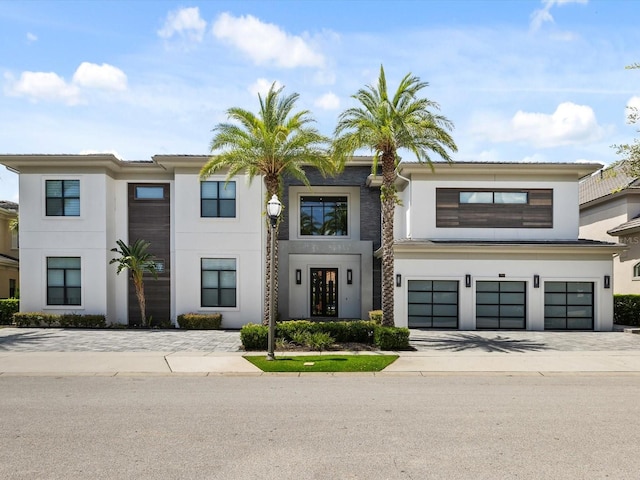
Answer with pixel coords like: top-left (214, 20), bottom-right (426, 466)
top-left (266, 194), bottom-right (282, 361)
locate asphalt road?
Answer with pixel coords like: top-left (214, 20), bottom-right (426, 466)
top-left (1, 375), bottom-right (640, 479)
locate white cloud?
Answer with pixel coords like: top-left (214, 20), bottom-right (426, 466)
top-left (472, 102), bottom-right (604, 148)
top-left (530, 0), bottom-right (588, 32)
top-left (5, 71), bottom-right (80, 105)
top-left (26, 32), bottom-right (37, 43)
top-left (314, 92), bottom-right (340, 110)
top-left (5, 62), bottom-right (127, 104)
top-left (248, 78), bottom-right (283, 98)
top-left (72, 62), bottom-right (127, 91)
top-left (626, 96), bottom-right (640, 123)
top-left (511, 102), bottom-right (602, 146)
top-left (158, 7), bottom-right (206, 43)
top-left (212, 13), bottom-right (324, 68)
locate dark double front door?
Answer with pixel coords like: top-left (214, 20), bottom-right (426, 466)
top-left (310, 268), bottom-right (338, 317)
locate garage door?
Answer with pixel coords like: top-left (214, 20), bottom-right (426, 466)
top-left (544, 282), bottom-right (594, 330)
top-left (408, 280), bottom-right (458, 328)
top-left (476, 281), bottom-right (526, 329)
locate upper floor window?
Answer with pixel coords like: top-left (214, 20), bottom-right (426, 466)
top-left (47, 257), bottom-right (81, 305)
top-left (201, 181), bottom-right (236, 218)
top-left (300, 196), bottom-right (348, 236)
top-left (460, 191), bottom-right (528, 204)
top-left (135, 186), bottom-right (164, 199)
top-left (46, 180), bottom-right (80, 216)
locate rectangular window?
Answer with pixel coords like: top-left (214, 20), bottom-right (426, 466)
top-left (135, 186), bottom-right (165, 199)
top-left (9, 279), bottom-right (16, 298)
top-left (201, 258), bottom-right (236, 307)
top-left (47, 257), bottom-right (81, 305)
top-left (460, 191), bottom-right (528, 204)
top-left (300, 196), bottom-right (348, 236)
top-left (201, 181), bottom-right (236, 218)
top-left (46, 180), bottom-right (80, 216)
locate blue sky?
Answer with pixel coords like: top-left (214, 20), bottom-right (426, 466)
top-left (1, 0), bottom-right (639, 202)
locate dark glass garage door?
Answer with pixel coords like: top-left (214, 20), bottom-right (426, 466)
top-left (476, 281), bottom-right (526, 329)
top-left (544, 282), bottom-right (594, 330)
top-left (408, 280), bottom-right (458, 328)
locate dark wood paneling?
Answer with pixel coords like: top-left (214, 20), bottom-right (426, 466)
top-left (128, 184), bottom-right (170, 326)
top-left (436, 188), bottom-right (553, 228)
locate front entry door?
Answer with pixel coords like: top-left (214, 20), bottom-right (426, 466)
top-left (310, 268), bottom-right (338, 317)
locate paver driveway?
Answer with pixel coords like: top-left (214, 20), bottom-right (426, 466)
top-left (1, 327), bottom-right (639, 352)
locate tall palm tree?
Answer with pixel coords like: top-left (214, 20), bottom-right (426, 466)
top-left (110, 239), bottom-right (158, 327)
top-left (333, 65), bottom-right (457, 326)
top-left (201, 83), bottom-right (335, 325)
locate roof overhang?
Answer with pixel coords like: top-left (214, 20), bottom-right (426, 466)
top-left (376, 239), bottom-right (625, 258)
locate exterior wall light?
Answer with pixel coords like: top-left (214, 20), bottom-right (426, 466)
top-left (396, 274), bottom-right (401, 287)
top-left (534, 275), bottom-right (540, 288)
top-left (295, 269), bottom-right (302, 285)
top-left (347, 269), bottom-right (353, 285)
top-left (465, 274), bottom-right (471, 288)
top-left (604, 275), bottom-right (611, 289)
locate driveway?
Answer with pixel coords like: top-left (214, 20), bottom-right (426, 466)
top-left (0, 327), bottom-right (639, 353)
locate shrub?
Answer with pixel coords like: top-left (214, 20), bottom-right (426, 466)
top-left (614, 295), bottom-right (640, 326)
top-left (0, 298), bottom-right (19, 325)
top-left (368, 310), bottom-right (383, 324)
top-left (12, 312), bottom-right (106, 328)
top-left (374, 326), bottom-right (411, 350)
top-left (290, 331), bottom-right (335, 351)
top-left (240, 323), bottom-right (268, 350)
top-left (178, 313), bottom-right (222, 330)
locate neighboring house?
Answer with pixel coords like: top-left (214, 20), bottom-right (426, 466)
top-left (388, 161), bottom-right (621, 331)
top-left (579, 162), bottom-right (640, 294)
top-left (0, 154), bottom-right (621, 330)
top-left (0, 200), bottom-right (19, 298)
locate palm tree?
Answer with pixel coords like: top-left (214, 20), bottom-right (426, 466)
top-left (110, 239), bottom-right (158, 327)
top-left (200, 83), bottom-right (335, 324)
top-left (333, 65), bottom-right (457, 326)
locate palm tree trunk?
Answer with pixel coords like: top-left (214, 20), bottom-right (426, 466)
top-left (134, 276), bottom-right (147, 327)
top-left (380, 152), bottom-right (396, 327)
top-left (263, 175), bottom-right (281, 325)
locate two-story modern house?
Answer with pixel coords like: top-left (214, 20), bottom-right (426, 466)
top-left (0, 200), bottom-right (19, 298)
top-left (0, 154), bottom-right (620, 330)
top-left (389, 161), bottom-right (621, 331)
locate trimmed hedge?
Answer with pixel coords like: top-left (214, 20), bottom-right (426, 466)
top-left (614, 295), bottom-right (640, 326)
top-left (240, 320), bottom-right (411, 351)
top-left (177, 313), bottom-right (222, 330)
top-left (368, 310), bottom-right (383, 324)
top-left (374, 326), bottom-right (410, 351)
top-left (13, 312), bottom-right (106, 328)
top-left (0, 298), bottom-right (19, 325)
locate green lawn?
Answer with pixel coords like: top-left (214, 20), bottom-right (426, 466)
top-left (245, 354), bottom-right (399, 372)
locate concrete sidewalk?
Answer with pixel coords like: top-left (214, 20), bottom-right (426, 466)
top-left (3, 349), bottom-right (640, 375)
top-left (1, 327), bottom-right (640, 375)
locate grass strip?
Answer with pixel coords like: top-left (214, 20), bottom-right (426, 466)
top-left (245, 354), bottom-right (398, 372)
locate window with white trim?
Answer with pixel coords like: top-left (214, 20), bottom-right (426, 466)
top-left (634, 262), bottom-right (640, 278)
top-left (47, 257), bottom-right (81, 305)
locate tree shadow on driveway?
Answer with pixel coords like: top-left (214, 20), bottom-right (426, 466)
top-left (410, 332), bottom-right (550, 353)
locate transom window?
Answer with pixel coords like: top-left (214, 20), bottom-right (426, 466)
top-left (460, 191), bottom-right (528, 204)
top-left (135, 186), bottom-right (165, 199)
top-left (46, 180), bottom-right (80, 216)
top-left (47, 257), bottom-right (81, 305)
top-left (201, 181), bottom-right (236, 218)
top-left (201, 258), bottom-right (236, 307)
top-left (300, 196), bottom-right (348, 236)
